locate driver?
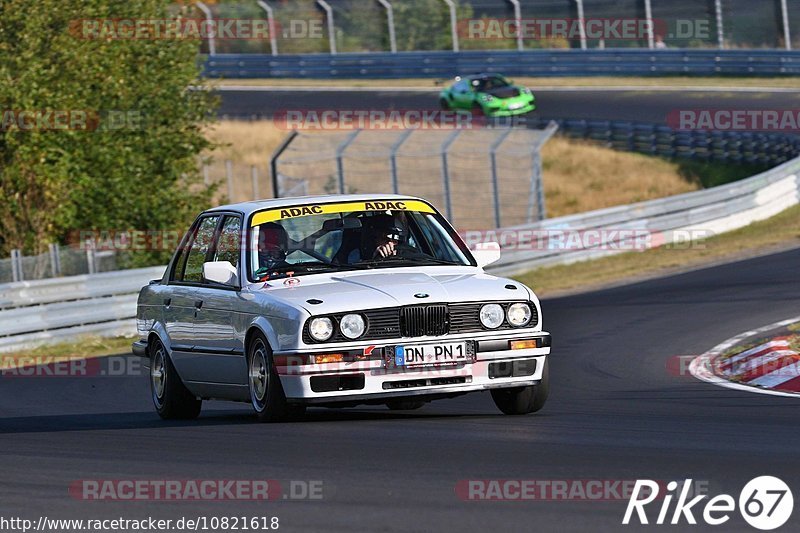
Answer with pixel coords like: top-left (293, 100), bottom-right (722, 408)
top-left (256, 222), bottom-right (289, 271)
top-left (348, 214), bottom-right (417, 263)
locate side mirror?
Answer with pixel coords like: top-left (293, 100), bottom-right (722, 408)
top-left (203, 261), bottom-right (239, 287)
top-left (472, 242), bottom-right (501, 269)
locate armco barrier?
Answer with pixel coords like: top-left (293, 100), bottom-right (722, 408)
top-left (0, 266), bottom-right (164, 352)
top-left (490, 155), bottom-right (800, 275)
top-left (204, 49), bottom-right (800, 79)
top-left (1, 156), bottom-right (798, 352)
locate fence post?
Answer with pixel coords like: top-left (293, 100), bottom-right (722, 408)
top-left (10, 249), bottom-right (23, 282)
top-left (256, 0), bottom-right (279, 55)
top-left (440, 129), bottom-right (461, 221)
top-left (85, 240), bottom-right (97, 275)
top-left (49, 243), bottom-right (61, 277)
top-left (196, 2), bottom-right (216, 56)
top-left (575, 0), bottom-right (587, 50)
top-left (442, 0), bottom-right (459, 52)
top-left (507, 0), bottom-right (523, 51)
top-left (377, 0), bottom-right (397, 53)
top-left (780, 0), bottom-right (791, 50)
top-left (251, 165), bottom-right (260, 200)
top-left (528, 121), bottom-right (558, 223)
top-left (225, 160), bottom-right (234, 200)
top-left (389, 129), bottom-right (414, 194)
top-left (316, 0), bottom-right (337, 54)
top-left (715, 0), bottom-right (725, 49)
top-left (270, 130), bottom-right (299, 198)
top-left (336, 129), bottom-right (362, 194)
top-left (644, 0), bottom-right (654, 49)
top-left (489, 128), bottom-right (514, 228)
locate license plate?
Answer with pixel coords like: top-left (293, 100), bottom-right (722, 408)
top-left (393, 342), bottom-right (468, 367)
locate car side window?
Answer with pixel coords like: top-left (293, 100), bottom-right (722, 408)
top-left (213, 215), bottom-right (241, 267)
top-left (181, 216), bottom-right (221, 283)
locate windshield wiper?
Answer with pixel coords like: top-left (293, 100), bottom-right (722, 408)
top-left (356, 256), bottom-right (462, 268)
top-left (255, 262), bottom-right (369, 280)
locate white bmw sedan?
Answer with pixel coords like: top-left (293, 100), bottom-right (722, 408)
top-left (133, 194), bottom-right (551, 422)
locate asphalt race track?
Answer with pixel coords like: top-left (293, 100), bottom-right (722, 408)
top-left (2, 247), bottom-right (799, 532)
top-left (216, 87), bottom-right (800, 124)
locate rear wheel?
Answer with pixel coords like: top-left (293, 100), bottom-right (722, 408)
top-left (491, 359), bottom-right (549, 415)
top-left (439, 97), bottom-right (450, 110)
top-left (150, 338), bottom-right (202, 420)
top-left (248, 332), bottom-right (304, 422)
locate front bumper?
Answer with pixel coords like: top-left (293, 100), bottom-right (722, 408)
top-left (275, 332), bottom-right (550, 405)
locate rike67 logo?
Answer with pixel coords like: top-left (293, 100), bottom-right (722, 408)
top-left (623, 477), bottom-right (793, 530)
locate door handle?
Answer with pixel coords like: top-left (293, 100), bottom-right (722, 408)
top-left (194, 300), bottom-right (204, 309)
top-left (163, 298), bottom-right (171, 307)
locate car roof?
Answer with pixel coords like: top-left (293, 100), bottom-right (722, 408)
top-left (205, 193), bottom-right (429, 217)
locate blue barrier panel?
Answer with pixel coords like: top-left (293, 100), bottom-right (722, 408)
top-left (203, 49), bottom-right (800, 79)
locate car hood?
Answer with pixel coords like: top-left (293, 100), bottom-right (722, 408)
top-left (249, 267), bottom-right (528, 315)
top-left (485, 86), bottom-right (522, 99)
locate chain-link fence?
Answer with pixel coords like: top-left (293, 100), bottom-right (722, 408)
top-left (199, 0), bottom-right (800, 53)
top-left (271, 124), bottom-right (558, 230)
top-left (0, 244), bottom-right (119, 284)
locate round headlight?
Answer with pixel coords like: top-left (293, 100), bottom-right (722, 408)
top-left (506, 303), bottom-right (532, 327)
top-left (339, 314), bottom-right (366, 340)
top-left (309, 317), bottom-right (334, 341)
top-left (479, 303), bottom-right (505, 329)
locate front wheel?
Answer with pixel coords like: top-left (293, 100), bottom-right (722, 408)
top-left (439, 97), bottom-right (450, 110)
top-left (150, 338), bottom-right (202, 420)
top-left (248, 333), bottom-right (304, 422)
top-left (491, 359), bottom-right (549, 415)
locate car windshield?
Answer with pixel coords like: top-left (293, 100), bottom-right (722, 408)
top-left (248, 200), bottom-right (474, 281)
top-left (473, 75), bottom-right (510, 92)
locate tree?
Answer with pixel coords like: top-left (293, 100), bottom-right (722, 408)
top-left (0, 0), bottom-right (217, 266)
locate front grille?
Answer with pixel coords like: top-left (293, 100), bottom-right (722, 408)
top-left (302, 301), bottom-right (537, 344)
top-left (401, 305), bottom-right (448, 337)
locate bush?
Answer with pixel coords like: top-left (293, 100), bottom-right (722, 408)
top-left (0, 0), bottom-right (218, 266)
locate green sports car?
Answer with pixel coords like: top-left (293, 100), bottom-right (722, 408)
top-left (439, 73), bottom-right (536, 117)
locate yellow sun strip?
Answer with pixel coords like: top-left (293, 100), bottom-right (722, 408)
top-left (251, 200), bottom-right (436, 226)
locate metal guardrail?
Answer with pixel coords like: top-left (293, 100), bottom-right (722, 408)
top-left (204, 49), bottom-right (800, 79)
top-left (490, 155), bottom-right (800, 275)
top-left (0, 266), bottom-right (164, 352)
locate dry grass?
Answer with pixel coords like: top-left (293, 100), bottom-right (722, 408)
top-left (540, 137), bottom-right (699, 217)
top-left (208, 76), bottom-right (800, 89)
top-left (206, 120), bottom-right (703, 215)
top-left (0, 335), bottom-right (136, 369)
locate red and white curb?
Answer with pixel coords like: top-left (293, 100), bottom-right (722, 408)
top-left (690, 316), bottom-right (800, 398)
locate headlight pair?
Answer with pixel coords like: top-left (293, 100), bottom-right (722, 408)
top-left (479, 302), bottom-right (532, 329)
top-left (308, 314), bottom-right (366, 341)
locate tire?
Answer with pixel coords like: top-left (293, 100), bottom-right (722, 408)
top-left (491, 359), bottom-right (549, 415)
top-left (150, 337), bottom-right (202, 420)
top-left (386, 399), bottom-right (426, 411)
top-left (439, 98), bottom-right (450, 110)
top-left (248, 332), bottom-right (304, 422)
